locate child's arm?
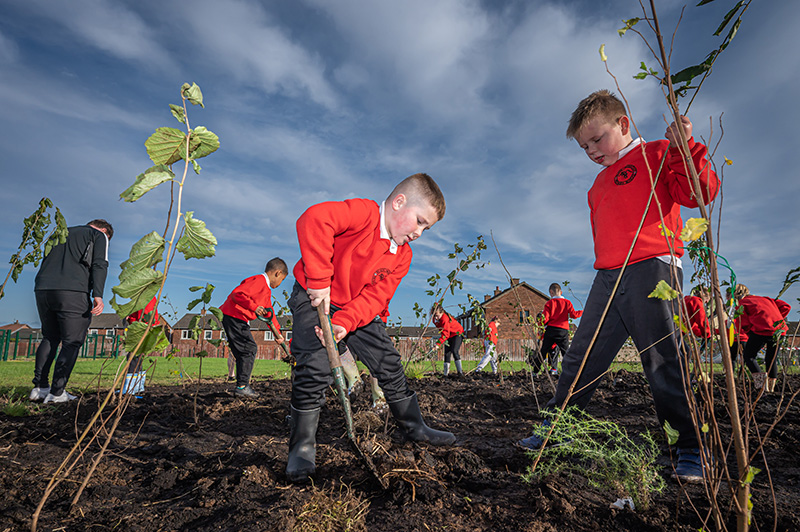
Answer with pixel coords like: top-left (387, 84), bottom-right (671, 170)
top-left (296, 200), bottom-right (372, 315)
top-left (663, 116), bottom-right (720, 207)
top-left (331, 256), bottom-right (412, 335)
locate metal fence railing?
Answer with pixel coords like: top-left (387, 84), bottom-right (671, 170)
top-left (0, 330), bottom-right (124, 361)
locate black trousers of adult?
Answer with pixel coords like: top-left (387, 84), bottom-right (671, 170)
top-left (288, 282), bottom-right (412, 411)
top-left (33, 290), bottom-right (92, 395)
top-left (222, 314), bottom-right (258, 387)
top-left (443, 335), bottom-right (462, 364)
top-left (540, 326), bottom-right (570, 371)
top-left (741, 333), bottom-right (779, 378)
top-left (545, 259), bottom-right (698, 449)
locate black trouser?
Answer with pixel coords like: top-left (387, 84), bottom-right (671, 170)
top-left (222, 314), bottom-right (258, 387)
top-left (741, 333), bottom-right (779, 378)
top-left (33, 290), bottom-right (92, 395)
top-left (443, 335), bottom-right (462, 364)
top-left (545, 259), bottom-right (698, 449)
top-left (541, 326), bottom-right (570, 370)
top-left (288, 282), bottom-right (412, 411)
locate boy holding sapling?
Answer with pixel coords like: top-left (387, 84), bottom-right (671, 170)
top-left (219, 257), bottom-right (288, 398)
top-left (286, 173), bottom-right (455, 483)
top-left (517, 90), bottom-right (720, 484)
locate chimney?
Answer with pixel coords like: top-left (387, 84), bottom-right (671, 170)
top-left (484, 294), bottom-right (491, 302)
top-left (494, 286), bottom-right (501, 296)
top-left (510, 278), bottom-right (519, 286)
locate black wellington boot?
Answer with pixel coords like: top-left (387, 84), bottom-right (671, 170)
top-left (388, 392), bottom-right (455, 446)
top-left (286, 405), bottom-right (320, 483)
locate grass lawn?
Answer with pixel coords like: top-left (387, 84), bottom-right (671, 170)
top-left (0, 355), bottom-right (293, 398)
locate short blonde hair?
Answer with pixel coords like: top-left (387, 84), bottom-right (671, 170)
top-left (388, 173), bottom-right (446, 221)
top-left (733, 284), bottom-right (750, 300)
top-left (566, 90), bottom-right (627, 140)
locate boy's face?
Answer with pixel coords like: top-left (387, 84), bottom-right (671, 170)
top-left (268, 271), bottom-right (287, 289)
top-left (575, 115), bottom-right (632, 167)
top-left (385, 193), bottom-right (439, 246)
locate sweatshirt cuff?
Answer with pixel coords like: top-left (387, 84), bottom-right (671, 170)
top-left (305, 277), bottom-right (330, 290)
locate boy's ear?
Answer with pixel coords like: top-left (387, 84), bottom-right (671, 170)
top-left (391, 193), bottom-right (407, 211)
top-left (619, 116), bottom-right (630, 136)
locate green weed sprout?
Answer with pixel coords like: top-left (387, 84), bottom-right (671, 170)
top-left (522, 407), bottom-right (665, 510)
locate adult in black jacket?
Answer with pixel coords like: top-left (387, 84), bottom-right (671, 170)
top-left (29, 220), bottom-right (114, 403)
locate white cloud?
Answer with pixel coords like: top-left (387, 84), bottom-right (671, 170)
top-left (181, 0), bottom-right (340, 110)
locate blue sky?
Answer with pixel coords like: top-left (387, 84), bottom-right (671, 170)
top-left (1, 0), bottom-right (798, 328)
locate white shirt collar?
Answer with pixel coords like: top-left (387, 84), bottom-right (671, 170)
top-left (619, 137), bottom-right (644, 159)
top-left (379, 201), bottom-right (398, 254)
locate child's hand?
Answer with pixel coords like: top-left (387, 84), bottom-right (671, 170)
top-left (275, 334), bottom-right (285, 344)
top-left (255, 306), bottom-right (268, 317)
top-left (307, 287), bottom-right (331, 314)
top-left (314, 323), bottom-right (347, 343)
top-left (665, 115), bottom-right (692, 148)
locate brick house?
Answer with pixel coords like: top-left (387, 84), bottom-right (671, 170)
top-left (458, 278), bottom-right (550, 340)
top-left (171, 313), bottom-right (293, 360)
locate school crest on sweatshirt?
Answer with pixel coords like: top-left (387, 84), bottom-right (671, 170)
top-left (614, 164), bottom-right (637, 185)
top-left (372, 268), bottom-right (391, 284)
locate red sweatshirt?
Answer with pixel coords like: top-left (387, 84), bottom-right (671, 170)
top-left (683, 295), bottom-right (710, 338)
top-left (542, 297), bottom-right (582, 330)
top-left (737, 295), bottom-right (791, 337)
top-left (293, 198), bottom-right (412, 333)
top-left (485, 320), bottom-right (498, 345)
top-left (588, 138), bottom-right (720, 270)
top-left (219, 273), bottom-right (280, 332)
top-left (127, 297), bottom-right (161, 326)
top-left (434, 313), bottom-right (464, 345)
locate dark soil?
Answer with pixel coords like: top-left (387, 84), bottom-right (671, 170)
top-left (1, 371), bottom-right (799, 531)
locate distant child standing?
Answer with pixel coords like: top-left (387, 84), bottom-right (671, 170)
top-left (517, 90), bottom-right (720, 484)
top-left (683, 286), bottom-right (711, 349)
top-left (540, 283), bottom-right (583, 376)
top-left (475, 316), bottom-right (500, 374)
top-left (286, 173), bottom-right (455, 483)
top-left (733, 284), bottom-right (791, 392)
top-left (219, 258), bottom-right (288, 398)
top-left (431, 304), bottom-right (465, 376)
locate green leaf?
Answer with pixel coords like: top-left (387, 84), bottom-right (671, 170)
top-left (208, 306), bottom-right (223, 323)
top-left (120, 165), bottom-right (175, 203)
top-left (195, 349), bottom-right (209, 358)
top-left (177, 212), bottom-right (217, 260)
top-left (633, 72), bottom-right (648, 80)
top-left (187, 297), bottom-right (204, 311)
top-left (696, 0), bottom-right (716, 5)
top-left (189, 285), bottom-right (204, 292)
top-left (713, 0), bottom-right (743, 36)
top-left (701, 423), bottom-right (709, 433)
top-left (649, 280), bottom-right (679, 301)
top-left (189, 126), bottom-right (219, 160)
top-left (743, 466), bottom-right (761, 485)
top-left (111, 268), bottom-right (163, 318)
top-left (188, 315), bottom-right (201, 332)
top-left (208, 339), bottom-right (222, 347)
top-left (169, 104), bottom-right (186, 125)
top-left (124, 321), bottom-right (170, 355)
top-left (673, 314), bottom-right (689, 334)
top-left (118, 232), bottom-right (165, 281)
top-left (182, 82), bottom-right (204, 108)
top-left (145, 127), bottom-right (187, 166)
top-left (720, 18), bottom-right (741, 51)
top-left (663, 420), bottom-right (679, 445)
top-left (670, 63), bottom-right (711, 85)
top-left (192, 160), bottom-right (201, 174)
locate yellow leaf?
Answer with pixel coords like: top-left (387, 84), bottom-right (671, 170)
top-left (680, 218), bottom-right (708, 242)
top-left (659, 223), bottom-right (675, 238)
top-left (599, 44), bottom-right (608, 62)
top-left (724, 156), bottom-right (733, 166)
top-left (649, 280), bottom-right (679, 301)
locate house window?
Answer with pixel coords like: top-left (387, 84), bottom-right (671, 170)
top-left (264, 330), bottom-right (274, 341)
top-left (285, 331), bottom-right (292, 340)
top-left (519, 310), bottom-right (530, 324)
top-left (204, 330), bottom-right (213, 340)
top-left (181, 330), bottom-right (191, 340)
top-left (88, 329), bottom-right (98, 336)
top-left (220, 330), bottom-right (227, 341)
top-left (105, 329), bottom-right (115, 337)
